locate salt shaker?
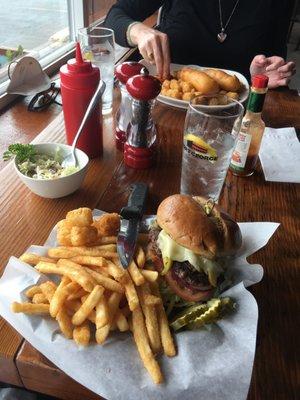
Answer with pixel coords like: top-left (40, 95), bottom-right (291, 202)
top-left (124, 67), bottom-right (161, 169)
top-left (115, 62), bottom-right (144, 151)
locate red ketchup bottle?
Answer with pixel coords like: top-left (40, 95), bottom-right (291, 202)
top-left (115, 62), bottom-right (144, 151)
top-left (60, 42), bottom-right (102, 158)
top-left (124, 67), bottom-right (161, 169)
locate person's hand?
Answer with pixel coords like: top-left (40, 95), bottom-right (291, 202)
top-left (250, 55), bottom-right (296, 89)
top-left (129, 23), bottom-right (170, 80)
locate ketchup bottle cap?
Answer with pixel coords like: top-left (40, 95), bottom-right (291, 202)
top-left (60, 42), bottom-right (99, 89)
top-left (126, 67), bottom-right (161, 101)
top-left (252, 74), bottom-right (269, 89)
top-left (67, 42), bottom-right (93, 73)
top-left (115, 62), bottom-right (144, 84)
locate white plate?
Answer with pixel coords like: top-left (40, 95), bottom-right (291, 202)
top-left (140, 60), bottom-right (249, 110)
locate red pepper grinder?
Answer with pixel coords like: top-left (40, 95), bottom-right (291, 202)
top-left (124, 67), bottom-right (161, 169)
top-left (60, 42), bottom-right (102, 158)
top-left (115, 62), bottom-right (144, 151)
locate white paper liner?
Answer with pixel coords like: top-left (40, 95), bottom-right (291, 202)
top-left (0, 216), bottom-right (279, 400)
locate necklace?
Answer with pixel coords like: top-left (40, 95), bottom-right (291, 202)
top-left (217, 0), bottom-right (240, 43)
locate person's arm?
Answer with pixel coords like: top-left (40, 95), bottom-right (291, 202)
top-left (105, 0), bottom-right (170, 79)
top-left (104, 0), bottom-right (163, 48)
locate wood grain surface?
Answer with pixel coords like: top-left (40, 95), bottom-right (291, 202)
top-left (0, 87), bottom-right (299, 399)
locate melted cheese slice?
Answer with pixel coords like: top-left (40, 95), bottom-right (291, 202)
top-left (157, 229), bottom-right (223, 286)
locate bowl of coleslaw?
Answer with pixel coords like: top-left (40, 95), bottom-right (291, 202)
top-left (12, 143), bottom-right (89, 198)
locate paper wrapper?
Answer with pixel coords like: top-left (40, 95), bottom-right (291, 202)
top-left (0, 214), bottom-right (279, 400)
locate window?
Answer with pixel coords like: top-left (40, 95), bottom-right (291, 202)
top-left (0, 0), bottom-right (86, 107)
top-left (0, 0), bottom-right (127, 109)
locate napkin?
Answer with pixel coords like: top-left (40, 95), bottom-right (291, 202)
top-left (259, 127), bottom-right (300, 183)
top-left (0, 218), bottom-right (279, 400)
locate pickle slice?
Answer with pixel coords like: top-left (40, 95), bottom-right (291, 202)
top-left (187, 298), bottom-right (221, 329)
top-left (187, 297), bottom-right (234, 330)
top-left (170, 297), bottom-right (235, 331)
top-left (170, 303), bottom-right (209, 331)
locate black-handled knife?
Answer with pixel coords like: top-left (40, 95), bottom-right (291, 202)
top-left (117, 183), bottom-right (148, 269)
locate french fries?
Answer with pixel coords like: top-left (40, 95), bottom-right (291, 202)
top-left (20, 253), bottom-right (56, 266)
top-left (95, 324), bottom-right (110, 345)
top-left (56, 306), bottom-right (73, 339)
top-left (56, 259), bottom-right (96, 292)
top-left (123, 272), bottom-right (139, 311)
top-left (72, 285), bottom-right (104, 326)
top-left (73, 321), bottom-right (91, 346)
top-left (49, 278), bottom-right (71, 318)
top-left (69, 255), bottom-right (106, 267)
top-left (11, 302), bottom-right (49, 314)
top-left (135, 247), bottom-right (146, 269)
top-left (95, 292), bottom-right (120, 339)
top-left (13, 207), bottom-right (177, 384)
top-left (128, 260), bottom-right (145, 286)
top-left (32, 293), bottom-right (48, 304)
top-left (137, 284), bottom-right (161, 354)
top-left (151, 281), bottom-right (176, 357)
top-left (25, 285), bottom-right (42, 298)
top-left (144, 294), bottom-right (162, 306)
top-left (83, 268), bottom-right (124, 294)
top-left (39, 281), bottom-right (57, 302)
top-left (96, 297), bottom-right (109, 329)
top-left (140, 270), bottom-right (158, 283)
top-left (132, 305), bottom-right (163, 384)
top-left (115, 311), bottom-right (129, 332)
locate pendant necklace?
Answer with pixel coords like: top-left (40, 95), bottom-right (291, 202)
top-left (217, 0), bottom-right (240, 43)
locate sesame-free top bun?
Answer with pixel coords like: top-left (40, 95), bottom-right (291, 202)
top-left (157, 194), bottom-right (241, 258)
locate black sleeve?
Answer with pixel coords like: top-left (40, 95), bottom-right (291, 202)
top-left (104, 0), bottom-right (164, 47)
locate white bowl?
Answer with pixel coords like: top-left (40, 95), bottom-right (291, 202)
top-left (14, 143), bottom-right (89, 198)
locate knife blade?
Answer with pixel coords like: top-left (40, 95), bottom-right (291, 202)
top-left (117, 183), bottom-right (148, 269)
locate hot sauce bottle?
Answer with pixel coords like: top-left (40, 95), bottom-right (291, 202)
top-left (229, 74), bottom-right (269, 176)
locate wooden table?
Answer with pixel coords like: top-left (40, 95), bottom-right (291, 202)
top-left (0, 88), bottom-right (299, 400)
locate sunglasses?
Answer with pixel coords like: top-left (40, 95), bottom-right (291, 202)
top-left (28, 82), bottom-right (62, 112)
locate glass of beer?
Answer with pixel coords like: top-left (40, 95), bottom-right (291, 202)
top-left (180, 96), bottom-right (244, 201)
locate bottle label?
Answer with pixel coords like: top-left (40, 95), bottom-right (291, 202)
top-left (183, 133), bottom-right (218, 163)
top-left (247, 91), bottom-right (266, 113)
top-left (230, 131), bottom-right (252, 170)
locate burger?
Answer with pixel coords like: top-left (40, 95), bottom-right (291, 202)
top-left (148, 194), bottom-right (242, 302)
